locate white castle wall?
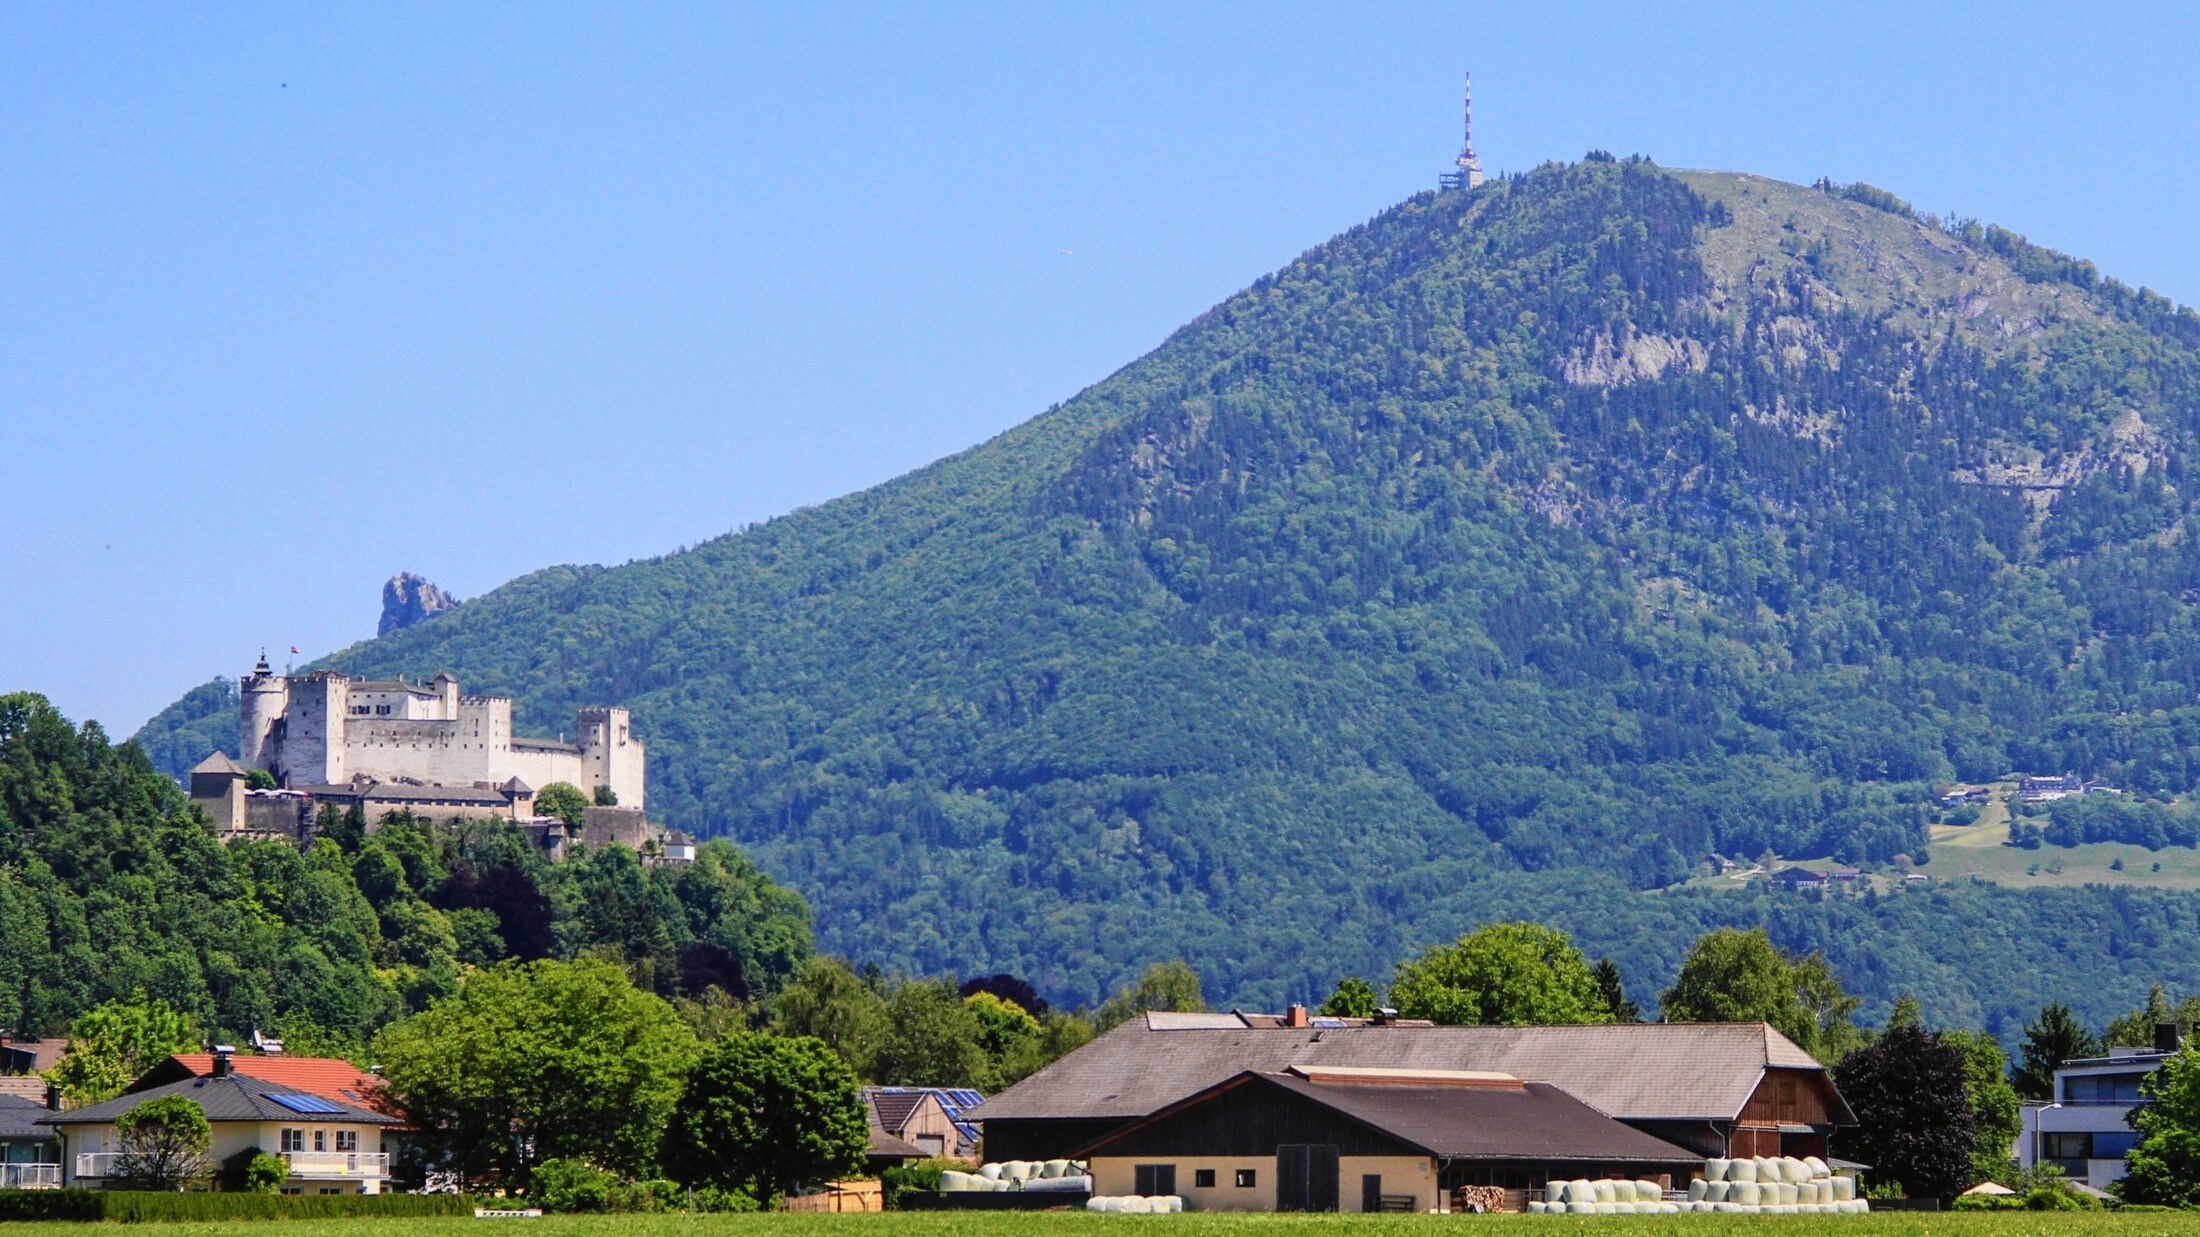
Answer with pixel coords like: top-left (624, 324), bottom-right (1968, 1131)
top-left (237, 666), bottom-right (643, 804)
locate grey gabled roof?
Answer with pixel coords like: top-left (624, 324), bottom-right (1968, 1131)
top-left (41, 1072), bottom-right (400, 1128)
top-left (189, 752), bottom-right (246, 777)
top-left (0, 1095), bottom-right (55, 1141)
top-left (971, 1016), bottom-right (1838, 1125)
top-left (1081, 1071), bottom-right (1704, 1164)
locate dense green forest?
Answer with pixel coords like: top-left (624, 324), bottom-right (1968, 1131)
top-left (134, 158), bottom-right (2200, 1027)
top-left (0, 692), bottom-right (809, 1042)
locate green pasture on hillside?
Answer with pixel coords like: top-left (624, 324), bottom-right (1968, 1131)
top-left (3, 1213), bottom-right (2199, 1236)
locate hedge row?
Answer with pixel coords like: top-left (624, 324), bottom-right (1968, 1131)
top-left (0, 1189), bottom-right (480, 1222)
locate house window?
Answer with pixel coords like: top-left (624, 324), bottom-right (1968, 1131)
top-left (1134, 1164), bottom-right (1177, 1197)
top-left (313, 1130), bottom-right (327, 1152)
top-left (280, 1129), bottom-right (305, 1153)
top-left (1194, 1169), bottom-right (1216, 1189)
top-left (335, 1131), bottom-right (358, 1152)
top-left (1237, 1169), bottom-right (1258, 1188)
top-left (2043, 1133), bottom-right (2090, 1160)
top-left (2095, 1131), bottom-right (2140, 1159)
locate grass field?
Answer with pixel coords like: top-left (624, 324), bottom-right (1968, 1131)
top-left (1924, 783), bottom-right (2200, 891)
top-left (4, 1213), bottom-right (2200, 1237)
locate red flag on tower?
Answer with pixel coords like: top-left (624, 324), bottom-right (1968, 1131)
top-left (289, 645), bottom-right (300, 654)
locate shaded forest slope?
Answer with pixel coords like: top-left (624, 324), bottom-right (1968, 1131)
top-left (137, 159), bottom-right (2200, 1026)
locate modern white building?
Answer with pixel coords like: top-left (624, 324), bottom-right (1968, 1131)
top-left (2017, 1044), bottom-right (2171, 1187)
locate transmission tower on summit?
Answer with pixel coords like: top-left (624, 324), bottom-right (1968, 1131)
top-left (1440, 72), bottom-right (1485, 191)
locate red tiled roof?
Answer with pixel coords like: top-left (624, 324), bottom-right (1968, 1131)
top-left (155, 1055), bottom-right (400, 1120)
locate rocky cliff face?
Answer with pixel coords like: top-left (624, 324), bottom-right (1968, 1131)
top-left (379, 573), bottom-right (459, 636)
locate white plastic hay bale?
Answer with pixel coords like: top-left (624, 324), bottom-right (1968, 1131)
top-left (1705, 1158), bottom-right (1730, 1182)
top-left (1639, 1181), bottom-right (1661, 1201)
top-left (1686, 1179), bottom-right (1707, 1202)
top-left (1546, 1180), bottom-right (1568, 1202)
top-left (1804, 1156), bottom-right (1830, 1178)
top-left (1167, 1197), bottom-right (1185, 1213)
top-left (1734, 1182), bottom-right (1763, 1206)
top-left (1660, 1203), bottom-right (1682, 1215)
top-left (1709, 1181), bottom-right (1733, 1203)
top-left (1789, 1157), bottom-right (1813, 1184)
top-left (1830, 1176), bottom-right (1856, 1202)
top-left (1726, 1158), bottom-right (1755, 1183)
top-left (1572, 1179), bottom-right (1594, 1202)
top-left (1123, 1197), bottom-right (1155, 1214)
top-left (1713, 1202), bottom-right (1741, 1214)
top-left (1774, 1182), bottom-right (1798, 1205)
top-left (1527, 1201), bottom-right (1547, 1214)
top-left (1592, 1180), bottom-right (1615, 1203)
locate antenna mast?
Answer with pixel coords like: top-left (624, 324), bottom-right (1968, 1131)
top-left (1440, 71), bottom-right (1485, 191)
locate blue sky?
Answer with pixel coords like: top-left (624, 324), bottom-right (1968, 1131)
top-left (6, 3), bottom-right (2197, 733)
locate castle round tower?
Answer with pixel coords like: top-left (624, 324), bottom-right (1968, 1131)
top-left (238, 652), bottom-right (290, 772)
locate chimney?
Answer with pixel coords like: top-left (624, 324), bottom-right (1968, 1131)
top-left (212, 1045), bottom-right (236, 1078)
top-left (2156, 1022), bottom-right (2183, 1054)
top-left (1373, 1007), bottom-right (1398, 1027)
top-left (44, 1082), bottom-right (61, 1112)
top-left (1286, 1004), bottom-right (1309, 1029)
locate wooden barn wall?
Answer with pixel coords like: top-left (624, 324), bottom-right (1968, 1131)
top-left (1091, 1085), bottom-right (1414, 1159)
top-left (1738, 1068), bottom-right (1837, 1127)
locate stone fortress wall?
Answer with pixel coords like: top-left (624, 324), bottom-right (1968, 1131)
top-left (235, 656), bottom-right (644, 808)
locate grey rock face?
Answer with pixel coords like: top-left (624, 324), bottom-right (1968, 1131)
top-left (380, 572), bottom-right (459, 636)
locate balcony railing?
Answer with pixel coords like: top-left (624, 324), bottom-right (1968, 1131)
top-left (0, 1162), bottom-right (60, 1189)
top-left (74, 1152), bottom-right (125, 1178)
top-left (282, 1151), bottom-right (388, 1178)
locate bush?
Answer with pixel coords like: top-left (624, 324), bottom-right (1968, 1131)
top-left (882, 1157), bottom-right (960, 1209)
top-left (530, 1157), bottom-right (619, 1212)
top-left (527, 1158), bottom-right (748, 1214)
top-left (0, 1190), bottom-right (480, 1222)
top-left (1952, 1193), bottom-right (2022, 1211)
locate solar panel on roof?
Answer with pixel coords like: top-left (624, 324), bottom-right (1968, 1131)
top-left (268, 1092), bottom-right (345, 1115)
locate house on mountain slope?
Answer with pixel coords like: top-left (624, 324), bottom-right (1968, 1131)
top-left (968, 1010), bottom-right (1850, 1165)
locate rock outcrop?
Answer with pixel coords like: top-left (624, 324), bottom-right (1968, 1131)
top-left (379, 573), bottom-right (459, 636)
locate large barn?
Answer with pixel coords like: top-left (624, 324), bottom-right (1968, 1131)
top-left (969, 1012), bottom-right (1853, 1165)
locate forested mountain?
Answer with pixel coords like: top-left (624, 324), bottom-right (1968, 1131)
top-left (136, 158), bottom-right (2200, 1032)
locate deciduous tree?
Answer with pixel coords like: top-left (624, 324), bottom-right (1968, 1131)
top-left (662, 1032), bottom-right (865, 1206)
top-left (1391, 923), bottom-right (1609, 1027)
top-left (2118, 1041), bottom-right (2200, 1207)
top-left (1833, 1026), bottom-right (1976, 1199)
top-left (1660, 928), bottom-right (1859, 1061)
top-left (1096, 962), bottom-right (1206, 1030)
top-left (372, 958), bottom-right (698, 1187)
top-left (770, 958), bottom-right (889, 1076)
top-left (534, 783), bottom-right (589, 829)
top-left (47, 995), bottom-right (200, 1106)
top-left (114, 1095), bottom-right (211, 1191)
top-left (1319, 977), bottom-right (1382, 1019)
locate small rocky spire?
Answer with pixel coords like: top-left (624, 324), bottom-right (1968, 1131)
top-left (380, 573), bottom-right (460, 637)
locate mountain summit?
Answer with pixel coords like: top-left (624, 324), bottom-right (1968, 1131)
top-left (137, 158), bottom-right (2200, 1020)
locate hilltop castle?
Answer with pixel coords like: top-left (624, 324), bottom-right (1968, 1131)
top-left (232, 654), bottom-right (645, 807)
